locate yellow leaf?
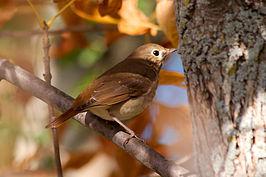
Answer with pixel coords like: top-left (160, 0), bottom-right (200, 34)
top-left (159, 70), bottom-right (185, 88)
top-left (156, 0), bottom-right (179, 47)
top-left (118, 0), bottom-right (159, 36)
top-left (98, 0), bottom-right (122, 17)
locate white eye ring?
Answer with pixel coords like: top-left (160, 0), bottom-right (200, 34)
top-left (151, 49), bottom-right (160, 57)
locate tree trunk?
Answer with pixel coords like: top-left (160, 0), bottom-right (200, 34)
top-left (175, 1), bottom-right (266, 176)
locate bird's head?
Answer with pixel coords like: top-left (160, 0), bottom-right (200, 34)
top-left (129, 43), bottom-right (176, 66)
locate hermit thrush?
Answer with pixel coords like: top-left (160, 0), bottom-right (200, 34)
top-left (46, 43), bottom-right (176, 138)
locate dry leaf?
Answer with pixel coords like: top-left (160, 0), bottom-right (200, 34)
top-left (118, 0), bottom-right (159, 36)
top-left (159, 70), bottom-right (185, 88)
top-left (156, 0), bottom-right (179, 47)
top-left (71, 0), bottom-right (119, 24)
top-left (98, 0), bottom-right (122, 17)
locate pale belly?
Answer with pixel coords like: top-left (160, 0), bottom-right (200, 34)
top-left (88, 96), bottom-right (149, 121)
top-left (88, 82), bottom-right (157, 121)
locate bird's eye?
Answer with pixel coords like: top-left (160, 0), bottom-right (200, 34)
top-left (152, 50), bottom-right (160, 56)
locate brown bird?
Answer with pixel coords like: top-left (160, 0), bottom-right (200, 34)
top-left (46, 43), bottom-right (176, 137)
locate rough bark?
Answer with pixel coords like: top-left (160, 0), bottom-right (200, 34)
top-left (175, 0), bottom-right (266, 176)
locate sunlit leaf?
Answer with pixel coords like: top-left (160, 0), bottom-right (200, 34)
top-left (159, 70), bottom-right (185, 88)
top-left (98, 0), bottom-right (122, 17)
top-left (118, 0), bottom-right (159, 36)
top-left (156, 0), bottom-right (179, 47)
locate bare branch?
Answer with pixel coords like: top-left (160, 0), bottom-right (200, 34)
top-left (42, 24), bottom-right (52, 83)
top-left (42, 22), bottom-right (63, 177)
top-left (0, 59), bottom-right (189, 177)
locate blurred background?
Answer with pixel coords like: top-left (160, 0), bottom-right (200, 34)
top-left (0, 0), bottom-right (192, 177)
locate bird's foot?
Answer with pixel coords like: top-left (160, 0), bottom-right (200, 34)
top-left (123, 128), bottom-right (144, 147)
top-left (111, 117), bottom-right (144, 146)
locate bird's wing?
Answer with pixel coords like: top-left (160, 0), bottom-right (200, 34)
top-left (46, 73), bottom-right (154, 128)
top-left (73, 73), bottom-right (153, 111)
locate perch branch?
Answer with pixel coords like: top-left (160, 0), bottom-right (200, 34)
top-left (0, 59), bottom-right (189, 177)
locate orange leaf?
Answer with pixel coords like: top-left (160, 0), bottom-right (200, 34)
top-left (156, 0), bottom-right (179, 47)
top-left (118, 0), bottom-right (159, 36)
top-left (71, 0), bottom-right (119, 24)
top-left (98, 0), bottom-right (122, 17)
top-left (159, 70), bottom-right (185, 88)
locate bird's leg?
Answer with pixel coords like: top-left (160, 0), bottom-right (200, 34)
top-left (112, 117), bottom-right (135, 135)
top-left (111, 117), bottom-right (143, 145)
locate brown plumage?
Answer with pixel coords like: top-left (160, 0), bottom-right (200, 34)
top-left (46, 43), bottom-right (176, 128)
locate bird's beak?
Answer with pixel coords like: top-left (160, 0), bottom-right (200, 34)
top-left (163, 48), bottom-right (177, 60)
top-left (167, 48), bottom-right (177, 54)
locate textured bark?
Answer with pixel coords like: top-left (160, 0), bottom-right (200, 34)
top-left (175, 0), bottom-right (266, 176)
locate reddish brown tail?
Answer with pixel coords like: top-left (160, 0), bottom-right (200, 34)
top-left (45, 108), bottom-right (78, 128)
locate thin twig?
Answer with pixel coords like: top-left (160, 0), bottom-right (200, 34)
top-left (27, 0), bottom-right (77, 28)
top-left (47, 0), bottom-right (77, 27)
top-left (42, 22), bottom-right (63, 177)
top-left (24, 3), bottom-right (63, 174)
top-left (26, 0), bottom-right (80, 175)
top-left (0, 59), bottom-right (190, 177)
top-left (42, 23), bottom-right (52, 83)
top-left (26, 0), bottom-right (45, 28)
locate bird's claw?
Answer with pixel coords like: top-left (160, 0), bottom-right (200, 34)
top-left (123, 130), bottom-right (144, 147)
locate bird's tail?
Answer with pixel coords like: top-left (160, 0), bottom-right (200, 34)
top-left (45, 108), bottom-right (78, 128)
